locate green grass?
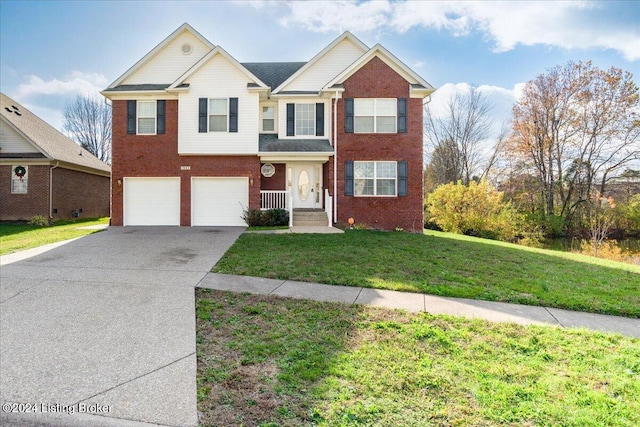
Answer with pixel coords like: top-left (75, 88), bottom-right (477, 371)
top-left (197, 289), bottom-right (640, 427)
top-left (213, 229), bottom-right (640, 317)
top-left (0, 217), bottom-right (109, 255)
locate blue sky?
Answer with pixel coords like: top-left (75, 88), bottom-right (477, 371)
top-left (1, 0), bottom-right (639, 136)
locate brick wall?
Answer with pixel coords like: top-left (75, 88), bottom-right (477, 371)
top-left (260, 163), bottom-right (286, 191)
top-left (111, 100), bottom-right (260, 226)
top-left (0, 164), bottom-right (50, 221)
top-left (51, 168), bottom-right (110, 220)
top-left (334, 56), bottom-right (424, 231)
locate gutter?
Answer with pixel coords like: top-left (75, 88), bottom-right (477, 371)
top-left (49, 161), bottom-right (59, 219)
top-left (333, 91), bottom-right (339, 224)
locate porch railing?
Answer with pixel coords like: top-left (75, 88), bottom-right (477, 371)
top-left (324, 189), bottom-right (333, 227)
top-left (260, 190), bottom-right (289, 210)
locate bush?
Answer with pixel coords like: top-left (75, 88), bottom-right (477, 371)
top-left (426, 181), bottom-right (521, 241)
top-left (242, 208), bottom-right (289, 227)
top-left (28, 215), bottom-right (50, 227)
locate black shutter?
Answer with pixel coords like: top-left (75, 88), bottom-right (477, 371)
top-left (397, 98), bottom-right (407, 133)
top-left (315, 103), bottom-right (324, 136)
top-left (345, 161), bottom-right (354, 196)
top-left (127, 100), bottom-right (136, 134)
top-left (286, 103), bottom-right (295, 136)
top-left (229, 97), bottom-right (238, 133)
top-left (345, 98), bottom-right (354, 133)
top-left (198, 98), bottom-right (207, 133)
top-left (398, 160), bottom-right (408, 196)
top-left (156, 100), bottom-right (165, 134)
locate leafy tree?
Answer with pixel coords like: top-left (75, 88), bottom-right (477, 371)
top-left (63, 95), bottom-right (112, 164)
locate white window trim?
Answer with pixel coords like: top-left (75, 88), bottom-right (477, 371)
top-left (208, 98), bottom-right (228, 133)
top-left (295, 103), bottom-right (315, 136)
top-left (261, 104), bottom-right (277, 133)
top-left (137, 100), bottom-right (156, 135)
top-left (354, 98), bottom-right (397, 134)
top-left (354, 161), bottom-right (397, 197)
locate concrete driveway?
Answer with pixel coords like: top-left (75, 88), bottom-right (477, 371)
top-left (0, 226), bottom-right (244, 427)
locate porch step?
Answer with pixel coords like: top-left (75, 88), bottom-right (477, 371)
top-left (292, 209), bottom-right (328, 227)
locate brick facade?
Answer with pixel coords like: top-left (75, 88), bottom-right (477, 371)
top-left (111, 100), bottom-right (261, 226)
top-left (0, 164), bottom-right (50, 221)
top-left (51, 168), bottom-right (110, 220)
top-left (334, 57), bottom-right (424, 231)
top-left (0, 164), bottom-right (108, 221)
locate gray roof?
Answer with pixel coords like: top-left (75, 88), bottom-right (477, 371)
top-left (259, 134), bottom-right (333, 153)
top-left (241, 62), bottom-right (306, 90)
top-left (0, 93), bottom-right (111, 174)
top-left (102, 84), bottom-right (172, 92)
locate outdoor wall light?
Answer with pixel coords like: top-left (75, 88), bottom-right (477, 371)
top-left (249, 177), bottom-right (254, 186)
top-left (117, 179), bottom-right (122, 187)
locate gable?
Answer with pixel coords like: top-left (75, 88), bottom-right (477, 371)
top-left (324, 45), bottom-right (435, 98)
top-left (343, 56), bottom-right (411, 97)
top-left (121, 31), bottom-right (212, 86)
top-left (275, 32), bottom-right (368, 93)
top-left (184, 53), bottom-right (254, 90)
top-left (0, 119), bottom-right (41, 154)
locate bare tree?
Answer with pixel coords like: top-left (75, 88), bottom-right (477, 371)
top-left (509, 61), bottom-right (640, 223)
top-left (424, 87), bottom-right (495, 186)
top-left (63, 96), bottom-right (112, 164)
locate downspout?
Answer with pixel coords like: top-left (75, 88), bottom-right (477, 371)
top-left (49, 161), bottom-right (59, 219)
top-left (333, 91), bottom-right (338, 224)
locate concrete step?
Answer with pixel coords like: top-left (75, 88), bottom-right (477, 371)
top-left (292, 209), bottom-right (328, 227)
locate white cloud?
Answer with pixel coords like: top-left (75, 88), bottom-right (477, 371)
top-left (427, 82), bottom-right (525, 137)
top-left (263, 1), bottom-right (640, 61)
top-left (16, 71), bottom-right (108, 99)
top-left (413, 60), bottom-right (425, 68)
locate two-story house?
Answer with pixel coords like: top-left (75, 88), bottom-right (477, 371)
top-left (102, 23), bottom-right (434, 230)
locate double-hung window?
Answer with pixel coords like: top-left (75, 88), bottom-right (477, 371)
top-left (354, 98), bottom-right (396, 133)
top-left (137, 101), bottom-right (156, 134)
top-left (354, 161), bottom-right (397, 196)
top-left (286, 103), bottom-right (324, 137)
top-left (209, 98), bottom-right (228, 132)
top-left (262, 106), bottom-right (275, 132)
top-left (198, 97), bottom-right (238, 133)
top-left (295, 103), bottom-right (315, 136)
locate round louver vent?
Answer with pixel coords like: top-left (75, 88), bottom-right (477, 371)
top-left (181, 43), bottom-right (192, 55)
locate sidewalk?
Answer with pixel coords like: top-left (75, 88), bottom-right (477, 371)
top-left (199, 273), bottom-right (640, 338)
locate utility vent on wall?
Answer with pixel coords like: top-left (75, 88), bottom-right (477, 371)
top-left (181, 43), bottom-right (192, 55)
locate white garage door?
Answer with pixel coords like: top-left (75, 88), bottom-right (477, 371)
top-left (124, 178), bottom-right (180, 226)
top-left (191, 177), bottom-right (248, 226)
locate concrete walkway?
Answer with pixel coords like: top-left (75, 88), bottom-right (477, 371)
top-left (1, 227), bottom-right (244, 427)
top-left (200, 273), bottom-right (640, 338)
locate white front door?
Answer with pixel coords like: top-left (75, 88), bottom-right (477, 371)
top-left (292, 164), bottom-right (321, 209)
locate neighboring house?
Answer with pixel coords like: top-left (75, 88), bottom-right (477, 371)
top-left (0, 93), bottom-right (111, 221)
top-left (102, 23), bottom-right (434, 230)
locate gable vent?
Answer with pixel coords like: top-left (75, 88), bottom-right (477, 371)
top-left (181, 43), bottom-right (192, 55)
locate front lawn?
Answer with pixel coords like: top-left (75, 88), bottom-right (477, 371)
top-left (212, 230), bottom-right (640, 317)
top-left (197, 289), bottom-right (640, 426)
top-left (0, 217), bottom-right (109, 255)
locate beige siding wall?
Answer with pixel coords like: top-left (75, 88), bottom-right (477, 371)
top-left (178, 54), bottom-right (259, 154)
top-left (282, 39), bottom-right (365, 91)
top-left (122, 32), bottom-right (211, 85)
top-left (0, 120), bottom-right (39, 153)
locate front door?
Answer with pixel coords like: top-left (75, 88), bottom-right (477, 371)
top-left (293, 163), bottom-right (321, 209)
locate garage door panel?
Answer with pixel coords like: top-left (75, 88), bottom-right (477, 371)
top-left (192, 178), bottom-right (248, 226)
top-left (124, 178), bottom-right (180, 226)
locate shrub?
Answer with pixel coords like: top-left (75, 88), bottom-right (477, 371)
top-left (28, 215), bottom-right (50, 227)
top-left (241, 208), bottom-right (289, 227)
top-left (426, 181), bottom-right (521, 241)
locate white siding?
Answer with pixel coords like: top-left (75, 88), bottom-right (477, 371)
top-left (277, 98), bottom-right (329, 140)
top-left (178, 54), bottom-right (259, 154)
top-left (122, 32), bottom-right (211, 85)
top-left (281, 39), bottom-right (365, 92)
top-left (0, 120), bottom-right (39, 153)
